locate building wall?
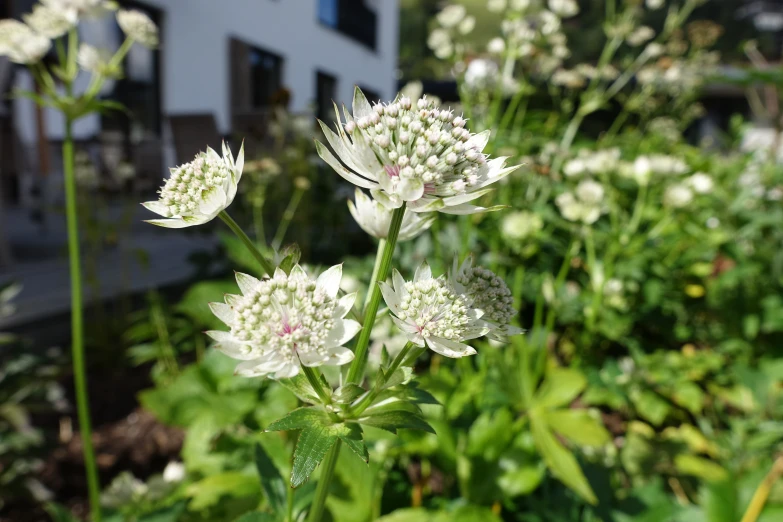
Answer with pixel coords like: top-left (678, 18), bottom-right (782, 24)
top-left (14, 0), bottom-right (399, 139)
top-left (135, 0), bottom-right (398, 133)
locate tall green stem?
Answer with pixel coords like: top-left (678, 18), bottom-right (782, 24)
top-left (306, 440), bottom-right (342, 522)
top-left (219, 211), bottom-right (274, 276)
top-left (272, 187), bottom-right (306, 251)
top-left (364, 239), bottom-right (386, 310)
top-left (63, 121), bottom-right (102, 522)
top-left (346, 205), bottom-right (406, 384)
top-left (350, 341), bottom-right (415, 417)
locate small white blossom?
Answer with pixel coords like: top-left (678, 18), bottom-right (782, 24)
top-left (427, 28), bottom-right (451, 51)
top-left (552, 69), bottom-right (585, 88)
top-left (459, 15), bottom-right (476, 35)
top-left (464, 58), bottom-right (499, 90)
top-left (207, 265), bottom-right (360, 378)
top-left (706, 217), bottom-right (720, 229)
top-left (451, 257), bottom-right (523, 341)
top-left (117, 9), bottom-right (158, 48)
top-left (380, 264), bottom-right (489, 357)
top-left (316, 87), bottom-right (520, 215)
top-left (627, 26), bottom-right (655, 46)
top-left (556, 181), bottom-right (604, 225)
top-left (0, 20), bottom-right (51, 64)
top-left (632, 154), bottom-right (688, 185)
top-left (548, 0), bottom-right (579, 17)
top-left (437, 4), bottom-right (467, 28)
top-left (101, 472), bottom-right (147, 508)
top-left (575, 179), bottom-right (604, 206)
top-left (488, 0), bottom-right (507, 12)
top-left (487, 37), bottom-right (506, 54)
top-left (142, 142), bottom-right (243, 228)
top-left (348, 188), bottom-right (435, 242)
top-left (687, 172), bottom-right (713, 194)
top-left (643, 42), bottom-right (665, 58)
top-left (0, 283), bottom-right (22, 319)
top-left (162, 462), bottom-right (186, 483)
top-left (510, 0), bottom-right (532, 10)
top-left (501, 210), bottom-right (543, 241)
top-left (77, 43), bottom-right (117, 76)
top-left (24, 4), bottom-right (77, 38)
top-left (663, 184), bottom-right (693, 208)
top-left (646, 0), bottom-right (664, 9)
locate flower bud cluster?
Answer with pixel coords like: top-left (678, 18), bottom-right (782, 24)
top-left (228, 271), bottom-right (337, 364)
top-left (455, 267), bottom-right (515, 327)
top-left (396, 278), bottom-right (472, 341)
top-left (346, 96), bottom-right (486, 197)
top-left (158, 152), bottom-right (230, 217)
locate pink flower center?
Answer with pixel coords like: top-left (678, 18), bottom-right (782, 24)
top-left (384, 165), bottom-right (400, 178)
top-left (277, 321), bottom-right (301, 337)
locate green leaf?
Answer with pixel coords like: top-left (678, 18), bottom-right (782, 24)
top-left (338, 424), bottom-right (369, 463)
top-left (334, 384), bottom-right (366, 404)
top-left (544, 409), bottom-right (610, 447)
top-left (530, 411), bottom-right (597, 504)
top-left (632, 390), bottom-right (672, 426)
top-left (279, 374), bottom-right (321, 404)
top-left (233, 513), bottom-right (278, 522)
top-left (137, 502), bottom-right (187, 522)
top-left (266, 407), bottom-right (331, 432)
top-left (277, 245), bottom-right (301, 275)
top-left (254, 443), bottom-right (287, 514)
top-left (45, 503), bottom-right (81, 522)
top-left (701, 477), bottom-right (739, 522)
top-left (358, 410), bottom-right (436, 434)
top-left (177, 280), bottom-right (239, 329)
top-left (672, 382), bottom-right (705, 414)
top-left (674, 454), bottom-right (728, 482)
top-left (185, 472), bottom-right (259, 510)
top-left (467, 409), bottom-right (515, 460)
top-left (533, 368), bottom-right (587, 409)
top-left (381, 367), bottom-right (414, 390)
top-left (291, 426), bottom-right (339, 487)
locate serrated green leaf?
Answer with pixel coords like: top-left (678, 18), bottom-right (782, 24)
top-left (381, 345), bottom-right (390, 368)
top-left (291, 426), bottom-right (338, 487)
top-left (334, 384), bottom-right (366, 404)
top-left (533, 368), bottom-right (587, 409)
top-left (338, 423), bottom-right (368, 463)
top-left (544, 409), bottom-right (610, 447)
top-left (254, 443), bottom-right (287, 514)
top-left (381, 367), bottom-right (414, 390)
top-left (266, 407), bottom-right (331, 432)
top-left (279, 374), bottom-right (321, 404)
top-left (359, 410), bottom-right (435, 434)
top-left (406, 386), bottom-right (440, 405)
top-left (530, 411), bottom-right (597, 504)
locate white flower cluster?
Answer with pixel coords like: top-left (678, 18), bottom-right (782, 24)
top-left (552, 69), bottom-right (585, 89)
top-left (427, 4), bottom-right (476, 58)
top-left (0, 20), bottom-right (51, 64)
top-left (77, 43), bottom-right (116, 76)
top-left (348, 189), bottom-right (435, 242)
top-left (630, 154), bottom-right (689, 185)
top-left (208, 265), bottom-right (360, 379)
top-left (501, 210), bottom-right (543, 242)
top-left (380, 264), bottom-right (489, 358)
top-left (556, 179), bottom-right (605, 225)
top-left (627, 26), bottom-right (655, 47)
top-left (317, 88), bottom-right (518, 214)
top-left (117, 9), bottom-right (158, 48)
top-left (663, 183), bottom-right (693, 208)
top-left (563, 149), bottom-right (621, 177)
top-left (451, 258), bottom-right (523, 340)
top-left (24, 3), bottom-right (77, 38)
top-left (143, 142), bottom-right (243, 228)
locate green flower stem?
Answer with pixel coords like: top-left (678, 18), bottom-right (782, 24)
top-left (346, 205), bottom-right (406, 384)
top-left (301, 365), bottom-right (332, 406)
top-left (219, 211), bottom-right (274, 276)
top-left (306, 440), bottom-right (342, 522)
top-left (63, 121), bottom-right (102, 522)
top-left (286, 485), bottom-right (295, 522)
top-left (364, 239), bottom-right (386, 310)
top-left (349, 341), bottom-right (416, 417)
top-left (272, 186), bottom-right (306, 251)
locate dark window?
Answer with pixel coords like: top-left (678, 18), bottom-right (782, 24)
top-left (318, 0), bottom-right (377, 50)
top-left (230, 38), bottom-right (284, 111)
top-left (316, 71), bottom-right (337, 123)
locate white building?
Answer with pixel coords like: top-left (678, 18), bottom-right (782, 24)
top-left (1, 0), bottom-right (399, 204)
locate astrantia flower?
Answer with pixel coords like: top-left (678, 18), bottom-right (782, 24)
top-left (627, 26), bottom-right (655, 46)
top-left (348, 189), bottom-right (435, 242)
top-left (488, 0), bottom-right (507, 12)
top-left (501, 210), bottom-right (542, 242)
top-left (117, 9), bottom-right (158, 48)
top-left (380, 264), bottom-right (489, 357)
top-left (0, 20), bottom-right (51, 64)
top-left (24, 4), bottom-right (77, 38)
top-left (42, 0), bottom-right (114, 18)
top-left (548, 0), bottom-right (579, 17)
top-left (556, 180), bottom-right (605, 225)
top-left (663, 184), bottom-right (693, 208)
top-left (686, 172), bottom-right (713, 194)
top-left (451, 257), bottom-right (523, 341)
top-left (77, 43), bottom-right (117, 76)
top-left (207, 265), bottom-right (360, 378)
top-left (436, 4), bottom-right (466, 28)
top-left (317, 87), bottom-right (520, 215)
top-left (142, 142), bottom-right (243, 228)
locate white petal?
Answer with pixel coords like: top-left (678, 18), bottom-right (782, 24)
top-left (397, 177), bottom-right (425, 201)
top-left (316, 264), bottom-right (342, 298)
top-left (427, 337), bottom-right (477, 358)
top-left (391, 315), bottom-right (420, 334)
top-left (144, 218), bottom-right (194, 228)
top-left (209, 302), bottom-right (234, 324)
top-left (379, 282), bottom-right (401, 314)
top-left (438, 203), bottom-right (507, 215)
top-left (371, 188), bottom-right (403, 209)
top-left (334, 292), bottom-right (358, 319)
top-left (273, 362), bottom-right (300, 379)
top-left (406, 197), bottom-right (445, 213)
top-left (392, 269), bottom-right (407, 295)
top-left (323, 346), bottom-right (355, 366)
top-left (274, 267), bottom-right (287, 279)
top-left (324, 318), bottom-right (362, 347)
top-left (234, 357), bottom-right (286, 378)
top-left (442, 188), bottom-right (494, 207)
top-left (466, 130), bottom-right (490, 152)
top-left (352, 86), bottom-right (373, 119)
top-left (414, 262), bottom-right (431, 282)
top-left (141, 200), bottom-right (169, 217)
top-left (235, 272), bottom-right (261, 295)
top-left (461, 325), bottom-right (491, 340)
top-left (199, 186), bottom-right (228, 218)
top-left (289, 264), bottom-right (308, 279)
top-left (315, 140), bottom-right (378, 189)
top-left (205, 330), bottom-right (234, 343)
